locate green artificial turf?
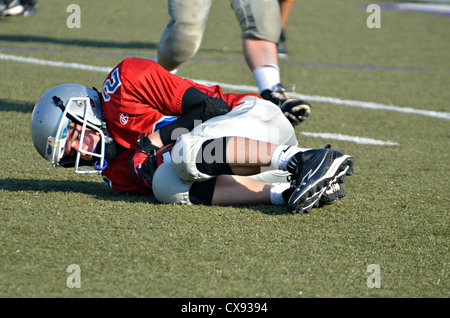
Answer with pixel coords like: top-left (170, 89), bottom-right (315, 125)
top-left (0, 0), bottom-right (448, 298)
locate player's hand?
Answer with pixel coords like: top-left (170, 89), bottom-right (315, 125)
top-left (128, 136), bottom-right (174, 189)
top-left (128, 147), bottom-right (158, 189)
top-left (128, 134), bottom-right (160, 189)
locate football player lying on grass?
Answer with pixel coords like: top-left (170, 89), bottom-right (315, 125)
top-left (30, 57), bottom-right (353, 214)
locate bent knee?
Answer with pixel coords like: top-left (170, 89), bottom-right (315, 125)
top-left (159, 27), bottom-right (203, 64)
top-left (152, 163), bottom-right (192, 204)
top-left (159, 1), bottom-right (210, 64)
top-left (171, 135), bottom-right (212, 181)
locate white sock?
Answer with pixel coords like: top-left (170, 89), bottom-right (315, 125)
top-left (271, 145), bottom-right (311, 170)
top-left (270, 183), bottom-right (291, 205)
top-left (252, 64), bottom-right (280, 93)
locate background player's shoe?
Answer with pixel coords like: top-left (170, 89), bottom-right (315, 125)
top-left (0, 0), bottom-right (8, 13)
top-left (277, 29), bottom-right (288, 58)
top-left (1, 0), bottom-right (37, 17)
top-left (261, 83), bottom-right (311, 126)
top-left (286, 145), bottom-right (354, 214)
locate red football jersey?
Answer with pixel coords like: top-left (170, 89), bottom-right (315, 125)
top-left (100, 57), bottom-right (259, 194)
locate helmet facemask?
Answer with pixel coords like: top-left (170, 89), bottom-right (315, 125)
top-left (49, 96), bottom-right (108, 174)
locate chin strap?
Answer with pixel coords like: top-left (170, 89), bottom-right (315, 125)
top-left (52, 96), bottom-right (78, 124)
top-left (94, 160), bottom-right (108, 171)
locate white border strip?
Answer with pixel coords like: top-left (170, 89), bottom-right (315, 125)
top-left (1, 53), bottom-right (449, 120)
top-left (301, 132), bottom-right (399, 146)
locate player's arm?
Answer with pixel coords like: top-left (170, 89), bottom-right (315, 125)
top-left (129, 87), bottom-right (231, 187)
top-left (146, 87), bottom-right (231, 149)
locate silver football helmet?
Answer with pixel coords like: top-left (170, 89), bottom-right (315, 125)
top-left (30, 84), bottom-right (108, 174)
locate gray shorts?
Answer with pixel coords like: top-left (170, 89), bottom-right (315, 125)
top-left (152, 96), bottom-right (297, 204)
top-left (159, 0), bottom-right (281, 64)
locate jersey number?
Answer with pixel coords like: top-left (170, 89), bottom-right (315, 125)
top-left (102, 68), bottom-right (122, 102)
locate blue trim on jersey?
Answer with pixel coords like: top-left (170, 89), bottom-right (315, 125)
top-left (102, 176), bottom-right (112, 188)
top-left (154, 116), bottom-right (179, 132)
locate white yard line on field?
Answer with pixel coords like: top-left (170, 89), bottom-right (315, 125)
top-left (0, 53), bottom-right (112, 73)
top-left (300, 132), bottom-right (399, 146)
top-left (2, 53), bottom-right (449, 145)
top-left (195, 79), bottom-right (450, 120)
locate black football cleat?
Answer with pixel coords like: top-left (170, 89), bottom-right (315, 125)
top-left (261, 83), bottom-right (311, 126)
top-left (319, 182), bottom-right (347, 206)
top-left (286, 145), bottom-right (354, 214)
